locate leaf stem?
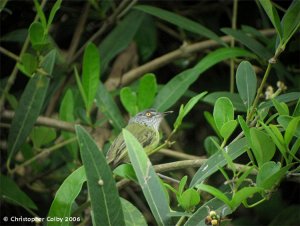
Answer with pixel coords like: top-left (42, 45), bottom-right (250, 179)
top-left (230, 0), bottom-right (238, 93)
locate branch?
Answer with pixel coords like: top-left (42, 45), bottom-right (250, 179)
top-left (1, 110), bottom-right (76, 132)
top-left (106, 29), bottom-right (276, 91)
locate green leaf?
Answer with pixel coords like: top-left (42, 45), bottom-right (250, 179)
top-left (203, 91), bottom-right (246, 112)
top-left (82, 42), bottom-right (101, 112)
top-left (47, 0), bottom-right (62, 30)
top-left (99, 11), bottom-right (145, 72)
top-left (249, 128), bottom-right (276, 167)
top-left (33, 0), bottom-right (47, 30)
top-left (0, 174), bottom-right (37, 210)
top-left (21, 53), bottom-right (38, 76)
top-left (120, 87), bottom-right (138, 116)
top-left (0, 29), bottom-right (28, 43)
top-left (259, 92), bottom-right (300, 110)
top-left (30, 126), bottom-right (56, 148)
top-left (190, 138), bottom-right (247, 187)
top-left (47, 166), bottom-right (86, 226)
top-left (230, 187), bottom-right (264, 210)
top-left (204, 136), bottom-right (220, 156)
top-left (204, 111), bottom-right (222, 138)
top-left (220, 120), bottom-right (238, 140)
top-left (281, 0), bottom-right (300, 46)
top-left (277, 115), bottom-right (300, 138)
top-left (7, 50), bottom-right (55, 164)
top-left (236, 61), bottom-right (257, 110)
top-left (123, 129), bottom-right (171, 225)
top-left (174, 92), bottom-right (207, 130)
top-left (259, 0), bottom-right (283, 39)
top-left (76, 125), bottom-right (125, 226)
top-left (293, 98), bottom-right (300, 116)
top-left (135, 16), bottom-right (157, 61)
top-left (285, 116), bottom-right (300, 145)
top-left (95, 82), bottom-right (125, 132)
top-left (256, 161), bottom-right (280, 188)
top-left (121, 198), bottom-right (147, 226)
top-left (272, 98), bottom-right (289, 115)
top-left (196, 184), bottom-right (231, 208)
top-left (59, 89), bottom-right (77, 158)
top-left (213, 97), bottom-right (234, 132)
top-left (154, 47), bottom-right (255, 111)
top-left (178, 188), bottom-right (200, 211)
top-left (74, 66), bottom-right (88, 109)
top-left (113, 164), bottom-right (137, 182)
top-left (137, 73), bottom-right (157, 110)
top-left (178, 176), bottom-right (188, 195)
top-left (221, 28), bottom-right (272, 60)
top-left (29, 22), bottom-right (45, 46)
top-left (135, 5), bottom-right (226, 46)
top-left (256, 162), bottom-right (292, 190)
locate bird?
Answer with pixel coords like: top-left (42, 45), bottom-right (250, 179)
top-left (106, 108), bottom-right (173, 167)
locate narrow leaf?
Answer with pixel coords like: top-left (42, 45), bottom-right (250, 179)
top-left (33, 0), bottom-right (47, 29)
top-left (7, 50), bottom-right (56, 164)
top-left (0, 174), bottom-right (37, 210)
top-left (76, 125), bottom-right (125, 226)
top-left (121, 198), bottom-right (147, 226)
top-left (47, 0), bottom-right (62, 30)
top-left (190, 138), bottom-right (247, 187)
top-left (123, 129), bottom-right (171, 225)
top-left (95, 82), bottom-right (125, 132)
top-left (99, 11), bottom-right (145, 72)
top-left (135, 5), bottom-right (226, 46)
top-left (154, 48), bottom-right (255, 111)
top-left (47, 166), bottom-right (86, 226)
top-left (82, 42), bottom-right (100, 112)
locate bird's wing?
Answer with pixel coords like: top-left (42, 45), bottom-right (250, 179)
top-left (106, 123), bottom-right (157, 166)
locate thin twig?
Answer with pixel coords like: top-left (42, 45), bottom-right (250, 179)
top-left (230, 0), bottom-right (238, 93)
top-left (107, 29), bottom-right (276, 90)
top-left (0, 0), bottom-right (47, 112)
top-left (1, 109), bottom-right (76, 132)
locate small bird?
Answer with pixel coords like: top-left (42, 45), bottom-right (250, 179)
top-left (106, 108), bottom-right (173, 167)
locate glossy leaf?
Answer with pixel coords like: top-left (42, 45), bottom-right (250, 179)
top-left (137, 73), bottom-right (157, 110)
top-left (256, 161), bottom-right (280, 188)
top-left (284, 116), bottom-right (300, 144)
top-left (95, 82), bottom-right (125, 132)
top-left (123, 129), bottom-right (171, 225)
top-left (220, 120), bottom-right (238, 140)
top-left (135, 5), bottom-right (225, 46)
top-left (272, 98), bottom-right (289, 115)
top-left (99, 11), bottom-right (145, 72)
top-left (59, 89), bottom-right (77, 158)
top-left (82, 42), bottom-right (100, 112)
top-left (120, 87), bottom-right (138, 116)
top-left (21, 53), bottom-right (38, 76)
top-left (236, 61), bottom-right (257, 110)
top-left (277, 115), bottom-right (300, 138)
top-left (250, 128), bottom-right (276, 167)
top-left (113, 164), bottom-right (137, 182)
top-left (47, 0), bottom-right (62, 30)
top-left (0, 174), bottom-right (37, 210)
top-left (213, 97), bottom-right (234, 132)
top-left (203, 91), bottom-right (246, 112)
top-left (281, 0), bottom-right (300, 46)
top-left (7, 50), bottom-right (55, 164)
top-left (190, 138), bottom-right (247, 187)
top-left (259, 0), bottom-right (282, 39)
top-left (230, 187), bottom-right (264, 210)
top-left (121, 198), bottom-right (147, 226)
top-left (33, 0), bottom-right (47, 29)
top-left (30, 126), bottom-right (56, 148)
top-left (154, 48), bottom-right (254, 111)
top-left (221, 28), bottom-right (272, 60)
top-left (76, 125), bottom-right (125, 226)
top-left (178, 188), bottom-right (200, 211)
top-left (174, 91), bottom-right (207, 130)
top-left (259, 92), bottom-right (300, 109)
top-left (47, 166), bottom-right (86, 226)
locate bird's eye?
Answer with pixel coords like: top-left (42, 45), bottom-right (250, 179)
top-left (145, 112), bottom-right (152, 117)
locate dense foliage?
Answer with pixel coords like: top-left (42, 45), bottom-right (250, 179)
top-left (1, 0), bottom-right (300, 225)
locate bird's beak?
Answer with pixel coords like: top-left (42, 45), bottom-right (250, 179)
top-left (163, 111), bottom-right (173, 115)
